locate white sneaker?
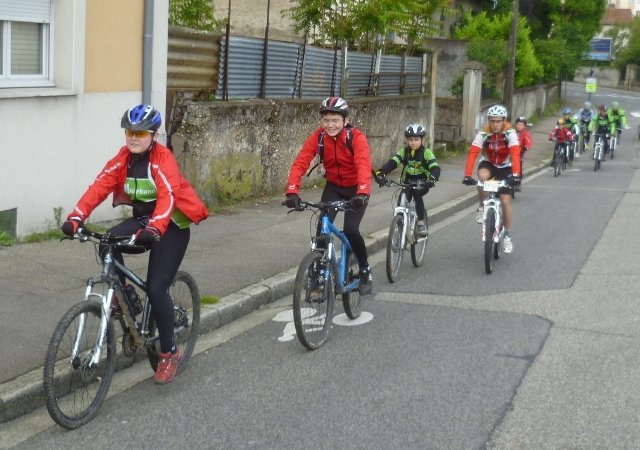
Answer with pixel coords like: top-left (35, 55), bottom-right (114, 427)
top-left (503, 235), bottom-right (513, 254)
top-left (475, 207), bottom-right (484, 224)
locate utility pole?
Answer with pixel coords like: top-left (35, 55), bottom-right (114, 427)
top-left (504, 0), bottom-right (518, 119)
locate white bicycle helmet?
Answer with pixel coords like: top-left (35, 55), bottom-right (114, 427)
top-left (487, 104), bottom-right (508, 119)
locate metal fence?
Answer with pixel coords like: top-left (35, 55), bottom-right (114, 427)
top-left (217, 35), bottom-right (431, 100)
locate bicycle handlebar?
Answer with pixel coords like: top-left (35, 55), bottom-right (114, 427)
top-left (282, 199), bottom-right (352, 213)
top-left (64, 227), bottom-right (141, 247)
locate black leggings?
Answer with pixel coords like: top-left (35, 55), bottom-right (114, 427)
top-left (403, 175), bottom-right (430, 221)
top-left (103, 218), bottom-right (190, 353)
top-left (320, 182), bottom-right (369, 269)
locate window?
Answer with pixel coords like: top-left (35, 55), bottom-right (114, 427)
top-left (0, 0), bottom-right (51, 87)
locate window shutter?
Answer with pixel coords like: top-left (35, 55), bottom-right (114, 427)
top-left (0, 0), bottom-right (51, 23)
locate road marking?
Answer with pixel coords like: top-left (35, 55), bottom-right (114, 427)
top-left (273, 308), bottom-right (373, 342)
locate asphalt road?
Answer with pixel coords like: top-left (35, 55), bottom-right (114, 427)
top-left (7, 86), bottom-right (640, 448)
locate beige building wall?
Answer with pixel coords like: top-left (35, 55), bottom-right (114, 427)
top-left (213, 0), bottom-right (302, 41)
top-left (85, 0), bottom-right (144, 92)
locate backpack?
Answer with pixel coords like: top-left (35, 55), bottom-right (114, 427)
top-left (306, 125), bottom-right (354, 176)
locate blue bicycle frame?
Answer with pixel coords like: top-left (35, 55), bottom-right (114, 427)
top-left (316, 213), bottom-right (360, 295)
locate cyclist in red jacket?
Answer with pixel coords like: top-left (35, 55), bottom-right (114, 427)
top-left (463, 104), bottom-right (521, 254)
top-left (61, 104), bottom-right (208, 384)
top-left (549, 118), bottom-right (574, 167)
top-left (514, 116), bottom-right (533, 192)
top-left (284, 97), bottom-right (374, 295)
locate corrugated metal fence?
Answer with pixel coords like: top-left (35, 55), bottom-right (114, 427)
top-left (217, 35), bottom-right (431, 100)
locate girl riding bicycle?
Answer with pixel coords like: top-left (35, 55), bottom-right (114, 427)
top-left (60, 104), bottom-right (208, 384)
top-left (374, 123), bottom-right (440, 237)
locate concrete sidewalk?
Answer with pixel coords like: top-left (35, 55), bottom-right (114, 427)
top-left (0, 112), bottom-right (562, 423)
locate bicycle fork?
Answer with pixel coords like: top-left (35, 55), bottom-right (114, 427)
top-left (394, 207), bottom-right (411, 248)
top-left (71, 279), bottom-right (112, 368)
top-left (481, 201), bottom-right (502, 244)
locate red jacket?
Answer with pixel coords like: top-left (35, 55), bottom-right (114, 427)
top-left (285, 127), bottom-right (372, 196)
top-left (549, 127), bottom-right (573, 144)
top-left (69, 143), bottom-right (208, 234)
top-left (518, 129), bottom-right (533, 153)
top-left (464, 124), bottom-right (521, 177)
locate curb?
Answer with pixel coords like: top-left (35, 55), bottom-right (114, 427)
top-left (0, 161), bottom-right (547, 425)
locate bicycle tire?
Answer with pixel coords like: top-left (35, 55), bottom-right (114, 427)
top-left (410, 221), bottom-right (427, 267)
top-left (293, 251), bottom-right (335, 350)
top-left (593, 143), bottom-right (599, 171)
top-left (554, 152), bottom-right (561, 177)
top-left (610, 136), bottom-right (616, 160)
top-left (385, 215), bottom-right (404, 283)
top-left (342, 250), bottom-right (362, 320)
top-left (484, 207), bottom-right (496, 274)
top-left (147, 271), bottom-right (201, 372)
top-left (43, 300), bottom-right (116, 429)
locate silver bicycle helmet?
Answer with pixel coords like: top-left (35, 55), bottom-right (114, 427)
top-left (404, 123), bottom-right (426, 138)
top-left (320, 97), bottom-right (349, 117)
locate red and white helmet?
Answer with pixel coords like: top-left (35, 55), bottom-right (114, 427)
top-left (320, 97), bottom-right (349, 117)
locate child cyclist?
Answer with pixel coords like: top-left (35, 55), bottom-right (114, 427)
top-left (284, 97), bottom-right (374, 295)
top-left (549, 118), bottom-right (574, 166)
top-left (514, 116), bottom-right (532, 191)
top-left (373, 124), bottom-right (440, 237)
top-left (589, 105), bottom-right (614, 159)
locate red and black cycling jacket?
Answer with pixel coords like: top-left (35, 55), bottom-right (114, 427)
top-left (68, 143), bottom-right (209, 234)
top-left (285, 126), bottom-right (372, 196)
top-left (518, 129), bottom-right (533, 153)
top-left (549, 127), bottom-right (573, 144)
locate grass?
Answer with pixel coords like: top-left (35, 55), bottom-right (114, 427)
top-left (200, 295), bottom-right (220, 305)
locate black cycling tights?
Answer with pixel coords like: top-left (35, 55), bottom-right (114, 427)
top-left (102, 218), bottom-right (190, 354)
top-left (320, 182), bottom-right (369, 269)
top-left (403, 175), bottom-right (429, 221)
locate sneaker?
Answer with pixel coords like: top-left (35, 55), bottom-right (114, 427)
top-left (503, 235), bottom-right (513, 254)
top-left (416, 222), bottom-right (428, 237)
top-left (475, 207), bottom-right (484, 224)
top-left (358, 265), bottom-right (373, 295)
top-left (154, 349), bottom-right (183, 384)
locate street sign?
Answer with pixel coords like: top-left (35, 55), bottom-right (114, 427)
top-left (585, 38), bottom-right (612, 61)
top-left (586, 77), bottom-right (597, 93)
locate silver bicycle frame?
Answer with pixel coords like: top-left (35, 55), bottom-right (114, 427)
top-left (481, 180), bottom-right (505, 244)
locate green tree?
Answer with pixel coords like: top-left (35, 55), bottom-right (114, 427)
top-left (608, 20), bottom-right (636, 72)
top-left (284, 0), bottom-right (449, 53)
top-left (169, 0), bottom-right (219, 31)
top-left (455, 11), bottom-right (543, 92)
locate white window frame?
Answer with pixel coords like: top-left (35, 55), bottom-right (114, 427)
top-left (0, 1), bottom-right (53, 88)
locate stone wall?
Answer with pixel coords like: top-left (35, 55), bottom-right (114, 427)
top-left (173, 95), bottom-right (461, 208)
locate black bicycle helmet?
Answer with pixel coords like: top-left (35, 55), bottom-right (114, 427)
top-left (320, 97), bottom-right (349, 117)
top-left (515, 116), bottom-right (527, 125)
top-left (121, 104), bottom-right (162, 132)
top-left (404, 123), bottom-right (426, 138)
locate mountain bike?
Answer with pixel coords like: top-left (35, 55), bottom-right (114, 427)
top-left (593, 134), bottom-right (606, 171)
top-left (552, 141), bottom-right (567, 177)
top-left (378, 177), bottom-right (430, 283)
top-left (478, 179), bottom-right (510, 274)
top-left (285, 200), bottom-right (363, 350)
top-left (43, 227), bottom-right (200, 429)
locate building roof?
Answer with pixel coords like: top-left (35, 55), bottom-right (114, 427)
top-left (602, 5), bottom-right (634, 25)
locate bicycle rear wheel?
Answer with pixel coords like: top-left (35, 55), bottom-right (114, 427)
top-left (484, 208), bottom-right (496, 274)
top-left (293, 251), bottom-right (335, 350)
top-left (43, 300), bottom-right (116, 429)
top-left (385, 215), bottom-right (404, 283)
top-left (147, 271), bottom-right (201, 372)
top-left (342, 250), bottom-right (362, 320)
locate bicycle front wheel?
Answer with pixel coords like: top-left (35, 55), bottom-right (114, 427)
top-left (484, 208), bottom-right (496, 274)
top-left (342, 250), bottom-right (362, 320)
top-left (385, 215), bottom-right (404, 283)
top-left (147, 271), bottom-right (201, 372)
top-left (610, 137), bottom-right (616, 159)
top-left (411, 222), bottom-right (427, 267)
top-left (43, 301), bottom-right (116, 429)
top-left (293, 252), bottom-right (335, 350)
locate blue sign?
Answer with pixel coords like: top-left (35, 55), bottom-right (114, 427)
top-left (585, 38), bottom-right (612, 61)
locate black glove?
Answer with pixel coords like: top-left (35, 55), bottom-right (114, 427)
top-left (134, 226), bottom-right (160, 248)
top-left (61, 217), bottom-right (84, 237)
top-left (506, 173), bottom-right (521, 187)
top-left (425, 176), bottom-right (436, 188)
top-left (284, 193), bottom-right (301, 209)
top-left (462, 176), bottom-right (477, 186)
top-left (374, 169), bottom-right (387, 187)
top-left (349, 194), bottom-right (369, 209)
